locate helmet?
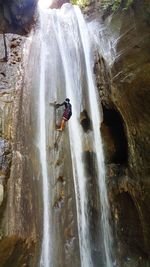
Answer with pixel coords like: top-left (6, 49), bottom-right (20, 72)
top-left (65, 98), bottom-right (70, 102)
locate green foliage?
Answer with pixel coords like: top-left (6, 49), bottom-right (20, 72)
top-left (102, 0), bottom-right (134, 12)
top-left (70, 0), bottom-right (134, 10)
top-left (123, 0), bottom-right (134, 10)
top-left (111, 0), bottom-right (121, 12)
top-left (71, 0), bottom-right (78, 4)
top-left (70, 0), bottom-right (89, 7)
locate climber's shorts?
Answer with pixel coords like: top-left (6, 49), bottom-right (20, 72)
top-left (63, 109), bottom-right (72, 121)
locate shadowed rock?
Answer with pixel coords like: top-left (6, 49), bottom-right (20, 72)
top-left (0, 0), bottom-right (37, 34)
top-left (80, 109), bottom-right (92, 132)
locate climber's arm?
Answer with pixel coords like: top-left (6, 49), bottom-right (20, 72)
top-left (55, 101), bottom-right (65, 108)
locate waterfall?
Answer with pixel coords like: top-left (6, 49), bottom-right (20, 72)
top-left (39, 15), bottom-right (51, 267)
top-left (74, 8), bottom-right (113, 267)
top-left (51, 6), bottom-right (93, 266)
top-left (28, 3), bottom-right (113, 266)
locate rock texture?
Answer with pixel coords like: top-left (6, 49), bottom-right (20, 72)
top-left (93, 0), bottom-right (150, 266)
top-left (50, 0), bottom-right (70, 9)
top-left (50, 129), bottom-right (80, 267)
top-left (0, 0), bottom-right (37, 34)
top-left (0, 34), bottom-right (41, 267)
top-left (0, 1), bottom-right (150, 266)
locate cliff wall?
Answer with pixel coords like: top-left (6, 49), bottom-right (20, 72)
top-left (94, 1), bottom-right (150, 266)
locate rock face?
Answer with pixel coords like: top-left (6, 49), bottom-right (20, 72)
top-left (0, 34), bottom-right (41, 267)
top-left (0, 1), bottom-right (150, 266)
top-left (50, 0), bottom-right (70, 9)
top-left (50, 129), bottom-right (80, 267)
top-left (93, 0), bottom-right (150, 266)
top-left (0, 0), bottom-right (37, 34)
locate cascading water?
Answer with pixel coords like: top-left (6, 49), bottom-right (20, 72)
top-left (39, 54), bottom-right (49, 266)
top-left (51, 6), bottom-right (93, 267)
top-left (28, 3), bottom-right (113, 267)
top-left (75, 9), bottom-right (113, 267)
top-left (39, 15), bottom-right (51, 267)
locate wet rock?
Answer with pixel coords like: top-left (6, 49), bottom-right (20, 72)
top-left (56, 175), bottom-right (66, 185)
top-left (50, 127), bottom-right (80, 267)
top-left (92, 3), bottom-right (150, 264)
top-left (0, 184), bottom-right (4, 206)
top-left (50, 0), bottom-right (70, 9)
top-left (106, 164), bottom-right (150, 266)
top-left (0, 33), bottom-right (41, 267)
top-left (0, 138), bottom-right (12, 176)
top-left (102, 0), bottom-right (150, 179)
top-left (0, 236), bottom-right (38, 267)
top-left (94, 53), bottom-right (112, 107)
top-left (101, 122), bottom-right (115, 163)
top-left (80, 109), bottom-right (92, 132)
top-left (53, 190), bottom-right (65, 209)
top-left (0, 175), bottom-right (5, 185)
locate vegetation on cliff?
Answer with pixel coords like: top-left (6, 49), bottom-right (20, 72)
top-left (71, 0), bottom-right (134, 10)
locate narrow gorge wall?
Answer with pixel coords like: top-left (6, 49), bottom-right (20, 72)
top-left (0, 34), bottom-right (41, 267)
top-left (0, 1), bottom-right (150, 267)
top-left (93, 1), bottom-right (150, 266)
top-left (0, 25), bottom-right (80, 267)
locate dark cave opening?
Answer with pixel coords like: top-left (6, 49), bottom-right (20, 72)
top-left (102, 105), bottom-right (128, 164)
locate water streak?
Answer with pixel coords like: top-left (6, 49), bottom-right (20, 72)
top-left (39, 13), bottom-right (51, 267)
top-left (52, 6), bottom-right (93, 267)
top-left (29, 4), bottom-right (113, 267)
top-left (75, 7), bottom-right (113, 267)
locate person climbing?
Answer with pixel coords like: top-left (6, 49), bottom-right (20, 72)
top-left (56, 98), bottom-right (72, 131)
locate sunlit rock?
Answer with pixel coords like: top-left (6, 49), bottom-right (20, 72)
top-left (0, 33), bottom-right (41, 266)
top-left (50, 0), bottom-right (70, 9)
top-left (0, 184), bottom-right (3, 206)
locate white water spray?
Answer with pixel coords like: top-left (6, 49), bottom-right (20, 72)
top-left (29, 3), bottom-right (113, 267)
top-left (75, 7), bottom-right (113, 267)
top-left (38, 13), bottom-right (51, 267)
top-left (51, 6), bottom-right (93, 267)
